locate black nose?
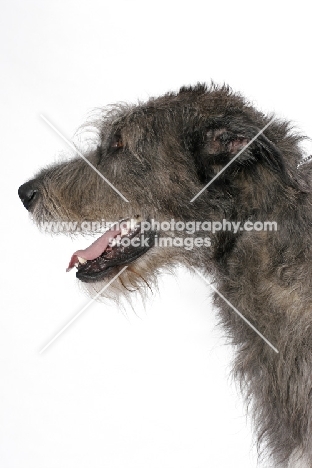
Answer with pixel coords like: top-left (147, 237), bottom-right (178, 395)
top-left (18, 181), bottom-right (39, 211)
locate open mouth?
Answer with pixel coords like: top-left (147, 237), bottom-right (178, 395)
top-left (66, 217), bottom-right (155, 283)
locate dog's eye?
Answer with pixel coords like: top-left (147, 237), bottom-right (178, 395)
top-left (111, 134), bottom-right (123, 150)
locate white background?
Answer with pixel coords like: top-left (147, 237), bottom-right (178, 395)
top-left (1, 1), bottom-right (311, 467)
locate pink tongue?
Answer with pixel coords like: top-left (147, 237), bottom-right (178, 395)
top-left (66, 228), bottom-right (120, 272)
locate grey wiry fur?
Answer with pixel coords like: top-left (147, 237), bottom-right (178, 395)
top-left (19, 83), bottom-right (312, 466)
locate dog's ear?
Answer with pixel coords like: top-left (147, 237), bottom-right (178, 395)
top-left (205, 127), bottom-right (249, 157)
top-left (194, 117), bottom-right (289, 184)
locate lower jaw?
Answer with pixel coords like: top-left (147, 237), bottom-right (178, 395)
top-left (76, 231), bottom-right (155, 283)
top-left (76, 265), bottom-right (122, 283)
top-left (76, 254), bottom-right (145, 283)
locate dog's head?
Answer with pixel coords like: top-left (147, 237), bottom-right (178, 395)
top-left (18, 84), bottom-right (304, 294)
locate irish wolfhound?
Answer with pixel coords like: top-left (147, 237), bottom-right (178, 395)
top-left (18, 84), bottom-right (312, 467)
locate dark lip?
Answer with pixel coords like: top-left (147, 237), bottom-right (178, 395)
top-left (76, 228), bottom-right (155, 283)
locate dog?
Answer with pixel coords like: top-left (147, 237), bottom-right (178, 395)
top-left (18, 83), bottom-right (312, 466)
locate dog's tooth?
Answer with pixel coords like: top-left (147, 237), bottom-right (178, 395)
top-left (77, 256), bottom-right (87, 264)
top-left (121, 227), bottom-right (129, 236)
top-left (130, 217), bottom-right (141, 229)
